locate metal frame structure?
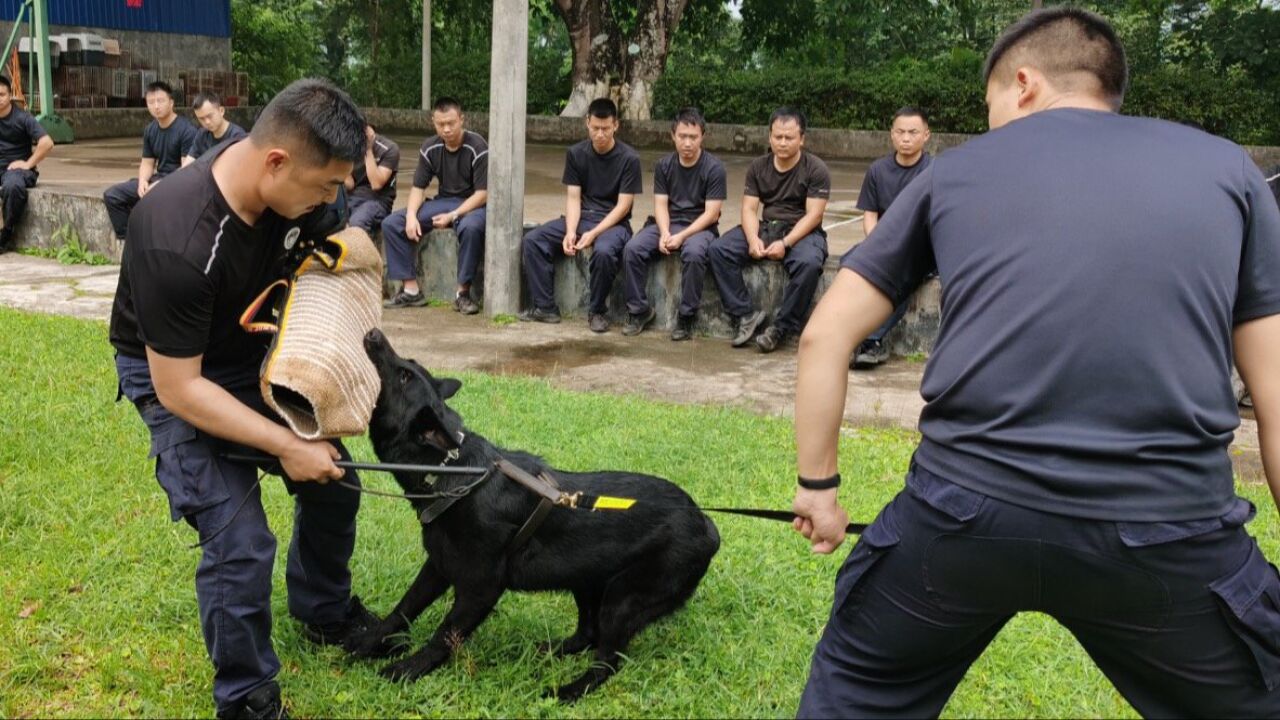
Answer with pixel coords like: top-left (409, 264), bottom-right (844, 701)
top-left (2, 0), bottom-right (73, 142)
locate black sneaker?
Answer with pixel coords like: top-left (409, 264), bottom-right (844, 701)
top-left (383, 290), bottom-right (428, 309)
top-left (0, 230), bottom-right (13, 255)
top-left (730, 310), bottom-right (766, 348)
top-left (852, 340), bottom-right (890, 369)
top-left (755, 325), bottom-right (788, 353)
top-left (454, 291), bottom-right (481, 315)
top-left (621, 307), bottom-right (656, 336)
top-left (670, 315), bottom-right (695, 341)
top-left (301, 595), bottom-right (377, 647)
top-left (216, 682), bottom-right (288, 720)
top-left (517, 306), bottom-right (562, 324)
top-left (588, 313), bottom-right (610, 334)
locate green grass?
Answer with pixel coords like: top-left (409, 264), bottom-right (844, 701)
top-left (0, 306), bottom-right (1276, 718)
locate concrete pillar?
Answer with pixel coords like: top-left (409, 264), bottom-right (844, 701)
top-left (484, 0), bottom-right (528, 316)
top-left (421, 0), bottom-right (431, 110)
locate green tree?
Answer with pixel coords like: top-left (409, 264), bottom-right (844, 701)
top-left (231, 0), bottom-right (326, 104)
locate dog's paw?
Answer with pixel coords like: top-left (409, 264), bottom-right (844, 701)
top-left (379, 654), bottom-right (442, 682)
top-left (344, 625), bottom-right (408, 660)
top-left (546, 681), bottom-right (591, 704)
top-left (537, 635), bottom-right (594, 657)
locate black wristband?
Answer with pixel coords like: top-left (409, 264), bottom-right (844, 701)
top-left (797, 473), bottom-right (841, 490)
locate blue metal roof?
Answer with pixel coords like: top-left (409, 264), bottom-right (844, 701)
top-left (1, 1), bottom-right (231, 38)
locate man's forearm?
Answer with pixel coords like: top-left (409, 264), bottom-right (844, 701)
top-left (28, 137), bottom-right (52, 167)
top-left (681, 202), bottom-right (723, 237)
top-left (785, 206), bottom-right (827, 247)
top-left (565, 196), bottom-right (582, 235)
top-left (589, 197), bottom-right (632, 236)
top-left (138, 159), bottom-right (155, 184)
top-left (156, 375), bottom-right (299, 459)
top-left (1259, 417), bottom-right (1280, 513)
top-left (406, 187), bottom-right (427, 218)
top-left (655, 199), bottom-right (671, 236)
top-left (454, 190), bottom-right (488, 217)
top-left (742, 200), bottom-right (761, 240)
top-left (862, 212), bottom-right (879, 237)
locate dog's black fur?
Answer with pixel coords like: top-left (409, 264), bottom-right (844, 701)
top-left (347, 329), bottom-right (720, 701)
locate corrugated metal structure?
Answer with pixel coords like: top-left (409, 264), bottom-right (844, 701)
top-left (0, 0), bottom-right (230, 38)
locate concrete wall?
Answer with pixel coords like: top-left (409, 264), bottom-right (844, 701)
top-left (0, 23), bottom-right (231, 70)
top-left (59, 107), bottom-right (257, 140)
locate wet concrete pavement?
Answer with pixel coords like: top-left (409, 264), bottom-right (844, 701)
top-left (0, 251), bottom-right (1263, 482)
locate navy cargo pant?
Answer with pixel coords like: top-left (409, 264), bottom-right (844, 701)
top-left (622, 222), bottom-right (718, 318)
top-left (382, 196), bottom-right (488, 287)
top-left (798, 462), bottom-right (1280, 719)
top-left (522, 214), bottom-right (631, 315)
top-left (115, 354), bottom-right (361, 713)
top-left (0, 167), bottom-right (37, 235)
top-left (709, 225), bottom-right (827, 335)
top-left (346, 194), bottom-right (392, 236)
top-left (104, 175), bottom-right (168, 241)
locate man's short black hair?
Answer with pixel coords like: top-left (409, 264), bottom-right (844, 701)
top-left (587, 98), bottom-right (618, 120)
top-left (432, 96), bottom-right (463, 115)
top-left (671, 106), bottom-right (706, 133)
top-left (983, 7), bottom-right (1128, 110)
top-left (893, 106), bottom-right (929, 125)
top-left (192, 92), bottom-right (223, 110)
top-left (0, 76), bottom-right (12, 94)
top-left (145, 81), bottom-right (174, 98)
top-left (250, 78), bottom-right (365, 166)
top-left (769, 106), bottom-right (806, 134)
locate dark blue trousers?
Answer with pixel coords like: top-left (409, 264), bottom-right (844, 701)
top-left (382, 196), bottom-right (488, 286)
top-left (346, 194), bottom-right (391, 235)
top-left (521, 215), bottom-right (631, 315)
top-left (622, 222), bottom-right (718, 317)
top-left (866, 300), bottom-right (909, 344)
top-left (798, 462), bottom-right (1280, 719)
top-left (709, 225), bottom-right (827, 334)
top-left (0, 168), bottom-right (37, 235)
top-left (104, 176), bottom-right (165, 240)
top-left (116, 354), bottom-right (361, 714)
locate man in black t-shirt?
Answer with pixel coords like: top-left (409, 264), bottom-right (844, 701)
top-left (792, 10), bottom-right (1280, 718)
top-left (344, 124), bottom-right (399, 234)
top-left (184, 92), bottom-right (247, 162)
top-left (621, 107), bottom-right (727, 340)
top-left (850, 106), bottom-right (933, 368)
top-left (0, 75), bottom-right (53, 253)
top-left (520, 98), bottom-right (643, 332)
top-left (102, 81), bottom-right (197, 241)
top-left (709, 106), bottom-right (830, 353)
top-left (381, 97), bottom-right (487, 314)
top-left (111, 80), bottom-right (373, 719)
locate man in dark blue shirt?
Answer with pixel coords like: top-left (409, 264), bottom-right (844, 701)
top-left (792, 9), bottom-right (1280, 718)
top-left (621, 106), bottom-right (727, 340)
top-left (0, 75), bottom-right (53, 253)
top-left (102, 81), bottom-right (197, 241)
top-left (850, 107), bottom-right (932, 368)
top-left (520, 98), bottom-right (643, 332)
top-left (184, 92), bottom-right (248, 162)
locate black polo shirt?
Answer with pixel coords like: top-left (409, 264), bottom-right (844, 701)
top-left (412, 131), bottom-right (487, 198)
top-left (109, 139), bottom-right (344, 372)
top-left (143, 116), bottom-right (197, 178)
top-left (563, 139), bottom-right (643, 221)
top-left (842, 108), bottom-right (1280, 522)
top-left (654, 150), bottom-right (727, 225)
top-left (189, 121), bottom-right (247, 160)
top-left (744, 151), bottom-right (831, 225)
top-left (351, 133), bottom-right (400, 205)
top-left (857, 152), bottom-right (932, 216)
top-left (0, 106), bottom-right (47, 167)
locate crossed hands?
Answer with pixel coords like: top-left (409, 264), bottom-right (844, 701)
top-left (562, 230), bottom-right (597, 257)
top-left (792, 487), bottom-right (848, 554)
top-left (749, 235), bottom-right (787, 260)
top-left (658, 230), bottom-right (685, 255)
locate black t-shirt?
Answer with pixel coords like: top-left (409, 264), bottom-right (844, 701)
top-left (562, 139), bottom-right (643, 220)
top-left (654, 150), bottom-right (727, 225)
top-left (351, 133), bottom-right (400, 205)
top-left (0, 106), bottom-right (47, 168)
top-left (412, 131), bottom-right (488, 198)
top-left (109, 139), bottom-right (344, 372)
top-left (143, 116), bottom-right (197, 178)
top-left (744, 151), bottom-right (831, 225)
top-left (188, 121), bottom-right (247, 160)
top-left (842, 109), bottom-right (1280, 522)
top-left (857, 152), bottom-right (932, 215)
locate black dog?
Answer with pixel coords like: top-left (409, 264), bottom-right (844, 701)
top-left (347, 329), bottom-right (720, 701)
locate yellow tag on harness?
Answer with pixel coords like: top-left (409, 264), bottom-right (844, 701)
top-left (592, 496), bottom-right (637, 511)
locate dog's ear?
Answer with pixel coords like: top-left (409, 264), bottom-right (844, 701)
top-left (435, 377), bottom-right (462, 399)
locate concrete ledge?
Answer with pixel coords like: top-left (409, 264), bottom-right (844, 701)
top-left (402, 228), bottom-right (941, 354)
top-left (8, 187), bottom-right (122, 261)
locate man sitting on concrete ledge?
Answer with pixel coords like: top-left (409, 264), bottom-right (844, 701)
top-left (184, 92), bottom-right (247, 162)
top-left (103, 81), bottom-right (197, 242)
top-left (382, 97), bottom-right (487, 314)
top-left (0, 75), bottom-right (54, 254)
top-left (621, 106), bottom-right (726, 340)
top-left (344, 124), bottom-right (399, 235)
top-left (710, 106), bottom-right (831, 353)
top-left (520, 98), bottom-right (643, 331)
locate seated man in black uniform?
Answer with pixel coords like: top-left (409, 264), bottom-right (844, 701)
top-left (184, 92), bottom-right (247, 162)
top-left (0, 74), bottom-right (54, 253)
top-left (344, 124), bottom-right (399, 235)
top-left (710, 107), bottom-right (831, 353)
top-left (103, 81), bottom-right (197, 241)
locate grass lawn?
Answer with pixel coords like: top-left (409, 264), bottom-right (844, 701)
top-left (1, 306), bottom-right (1276, 718)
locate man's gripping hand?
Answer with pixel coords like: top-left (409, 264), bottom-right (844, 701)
top-left (792, 487), bottom-right (848, 554)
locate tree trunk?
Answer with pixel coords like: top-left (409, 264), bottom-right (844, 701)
top-left (555, 0), bottom-right (619, 116)
top-left (619, 0), bottom-right (688, 120)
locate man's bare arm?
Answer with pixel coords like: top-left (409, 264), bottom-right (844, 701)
top-left (862, 210), bottom-right (879, 237)
top-left (1235, 313), bottom-right (1280, 514)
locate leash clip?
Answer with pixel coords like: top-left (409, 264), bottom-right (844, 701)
top-left (556, 491), bottom-right (583, 509)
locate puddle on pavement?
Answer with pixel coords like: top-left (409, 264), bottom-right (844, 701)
top-left (474, 339), bottom-right (633, 377)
